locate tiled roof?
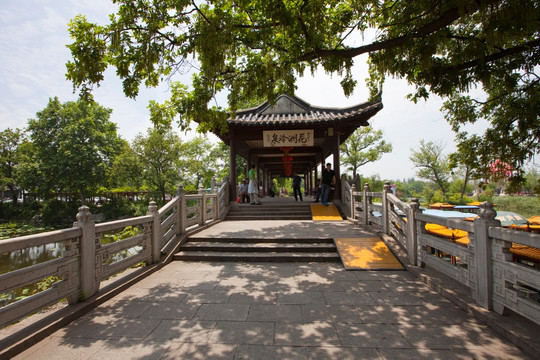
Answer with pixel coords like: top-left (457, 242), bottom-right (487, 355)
top-left (227, 94), bottom-right (383, 126)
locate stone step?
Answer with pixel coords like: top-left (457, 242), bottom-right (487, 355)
top-left (187, 237), bottom-right (335, 244)
top-left (173, 251), bottom-right (341, 262)
top-left (225, 215), bottom-right (313, 221)
top-left (180, 242), bottom-right (336, 253)
top-left (225, 205), bottom-right (314, 221)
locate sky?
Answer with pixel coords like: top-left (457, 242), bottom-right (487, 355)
top-left (0, 0), bottom-right (489, 181)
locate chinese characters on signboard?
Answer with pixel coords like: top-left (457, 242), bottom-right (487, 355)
top-left (263, 129), bottom-right (314, 147)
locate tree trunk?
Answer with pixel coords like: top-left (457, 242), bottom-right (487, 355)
top-left (460, 166), bottom-right (470, 203)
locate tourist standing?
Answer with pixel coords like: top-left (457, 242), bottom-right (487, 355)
top-left (292, 173), bottom-right (303, 201)
top-left (320, 163), bottom-right (336, 206)
top-left (248, 164), bottom-right (262, 205)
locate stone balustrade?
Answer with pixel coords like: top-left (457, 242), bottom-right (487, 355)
top-left (0, 179), bottom-right (229, 329)
top-left (343, 178), bottom-right (540, 326)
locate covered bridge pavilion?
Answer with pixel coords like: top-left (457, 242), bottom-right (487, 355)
top-left (210, 94), bottom-right (383, 201)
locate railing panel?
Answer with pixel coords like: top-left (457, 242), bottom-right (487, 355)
top-left (0, 178), bottom-right (232, 331)
top-left (0, 228), bottom-right (82, 254)
top-left (94, 215), bottom-right (152, 234)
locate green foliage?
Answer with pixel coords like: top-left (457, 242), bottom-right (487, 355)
top-left (26, 97), bottom-right (125, 201)
top-left (99, 197), bottom-right (137, 221)
top-left (66, 0), bottom-right (540, 182)
top-left (0, 221), bottom-right (54, 240)
top-left (493, 196), bottom-right (540, 219)
top-left (0, 202), bottom-right (42, 222)
top-left (132, 128), bottom-right (183, 204)
top-left (0, 128), bottom-right (24, 203)
top-left (340, 126), bottom-right (392, 179)
top-left (41, 199), bottom-right (80, 226)
top-left (1, 276), bottom-right (61, 307)
top-left (100, 226), bottom-right (141, 245)
top-left (410, 140), bottom-right (451, 194)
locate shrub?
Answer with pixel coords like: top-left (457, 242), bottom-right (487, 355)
top-left (493, 196), bottom-right (540, 218)
top-left (99, 197), bottom-right (136, 221)
top-left (41, 199), bottom-right (80, 226)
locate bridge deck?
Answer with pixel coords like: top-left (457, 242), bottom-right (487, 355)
top-left (11, 220), bottom-right (538, 359)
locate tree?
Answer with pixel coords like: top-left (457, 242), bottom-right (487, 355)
top-left (410, 140), bottom-right (452, 194)
top-left (108, 142), bottom-right (144, 190)
top-left (132, 128), bottom-right (183, 204)
top-left (0, 128), bottom-right (23, 203)
top-left (26, 97), bottom-right (125, 202)
top-left (179, 135), bottom-right (224, 189)
top-left (67, 0), bottom-right (539, 178)
top-left (340, 126), bottom-right (392, 179)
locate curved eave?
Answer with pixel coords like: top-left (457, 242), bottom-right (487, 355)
top-left (227, 102), bottom-right (383, 127)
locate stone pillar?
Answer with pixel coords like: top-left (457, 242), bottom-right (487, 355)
top-left (350, 184), bottom-right (356, 220)
top-left (363, 183), bottom-right (370, 225)
top-left (199, 185), bottom-right (206, 226)
top-left (146, 201), bottom-right (160, 264)
top-left (229, 137), bottom-right (237, 201)
top-left (473, 201), bottom-right (500, 309)
top-left (176, 185), bottom-right (185, 235)
top-left (382, 181), bottom-right (391, 234)
top-left (74, 205), bottom-right (97, 301)
top-left (407, 198), bottom-right (421, 266)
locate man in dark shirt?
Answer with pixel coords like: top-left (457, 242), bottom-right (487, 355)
top-left (292, 173), bottom-right (303, 201)
top-left (320, 163), bottom-right (336, 206)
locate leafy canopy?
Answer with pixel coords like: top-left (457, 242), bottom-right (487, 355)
top-left (340, 126), bottom-right (392, 179)
top-left (26, 97), bottom-right (125, 201)
top-left (67, 0), bottom-right (540, 180)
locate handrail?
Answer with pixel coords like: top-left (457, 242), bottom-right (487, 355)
top-left (0, 177), bottom-right (230, 329)
top-left (347, 181), bottom-right (540, 326)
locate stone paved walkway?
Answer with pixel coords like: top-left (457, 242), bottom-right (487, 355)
top-left (13, 261), bottom-right (532, 359)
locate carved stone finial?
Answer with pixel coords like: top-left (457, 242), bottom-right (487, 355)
top-left (147, 201), bottom-right (158, 214)
top-left (479, 201), bottom-right (497, 221)
top-left (76, 206), bottom-right (92, 222)
top-left (410, 198), bottom-right (420, 211)
top-left (176, 184), bottom-right (184, 196)
top-left (383, 181), bottom-right (391, 191)
top-left (351, 184), bottom-right (356, 191)
top-left (364, 183), bottom-right (370, 191)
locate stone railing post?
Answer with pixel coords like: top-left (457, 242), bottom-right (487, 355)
top-left (198, 185), bottom-right (206, 226)
top-left (473, 201), bottom-right (500, 309)
top-left (363, 183), bottom-right (370, 225)
top-left (176, 185), bottom-right (186, 234)
top-left (147, 201), bottom-right (160, 264)
top-left (211, 176), bottom-right (216, 191)
top-left (407, 198), bottom-right (421, 266)
top-left (223, 177), bottom-right (230, 206)
top-left (73, 206), bottom-right (97, 302)
top-left (214, 184), bottom-right (219, 220)
top-left (350, 184), bottom-right (356, 220)
top-left (382, 181), bottom-right (391, 234)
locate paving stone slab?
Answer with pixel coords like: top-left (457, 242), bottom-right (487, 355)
top-left (274, 321), bottom-right (341, 346)
top-left (209, 321), bottom-right (275, 345)
top-left (161, 342), bottom-right (237, 360)
top-left (145, 319), bottom-right (216, 342)
top-left (195, 304), bottom-right (250, 321)
top-left (234, 344), bottom-right (308, 359)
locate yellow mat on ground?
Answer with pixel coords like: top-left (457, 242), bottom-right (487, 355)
top-left (334, 237), bottom-right (404, 270)
top-left (310, 204), bottom-right (342, 221)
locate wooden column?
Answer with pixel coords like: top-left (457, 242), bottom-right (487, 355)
top-left (229, 135), bottom-right (237, 202)
top-left (332, 131), bottom-right (341, 200)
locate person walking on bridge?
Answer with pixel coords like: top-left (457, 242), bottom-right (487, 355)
top-left (248, 164), bottom-right (262, 205)
top-left (321, 163), bottom-right (336, 206)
